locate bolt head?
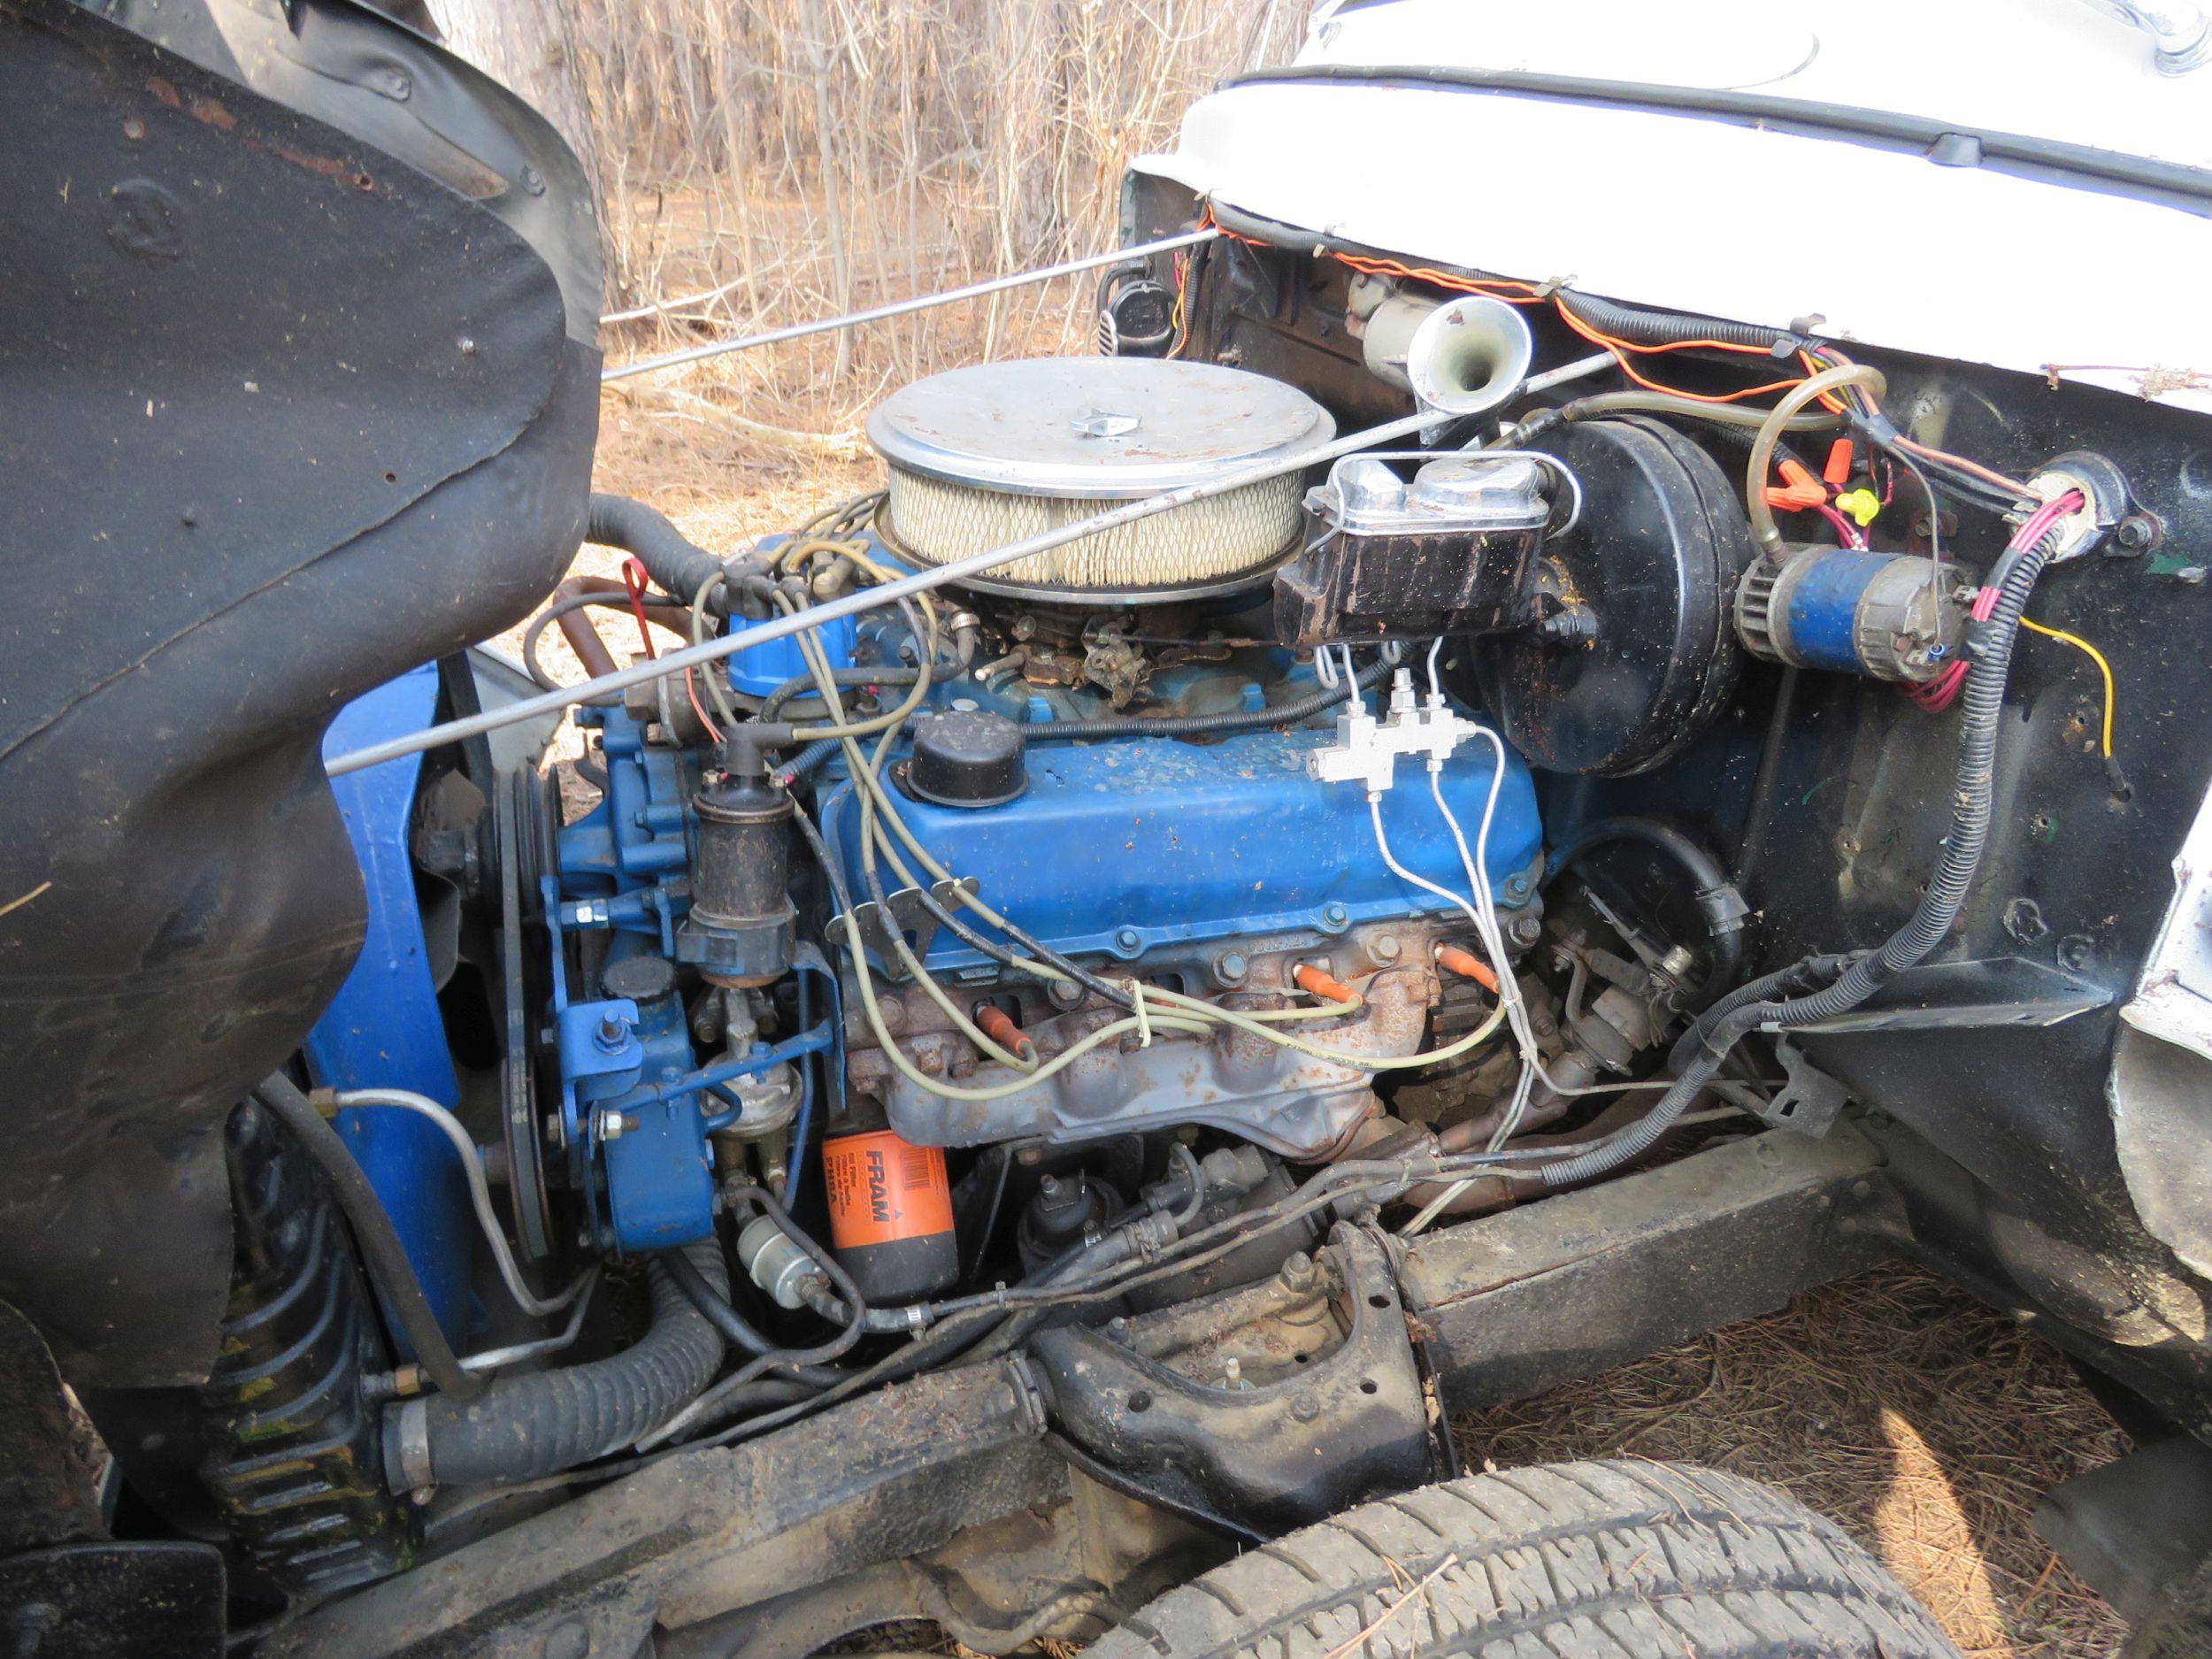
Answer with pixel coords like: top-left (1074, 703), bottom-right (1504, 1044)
top-left (1372, 934), bottom-right (1402, 962)
top-left (1214, 950), bottom-right (1248, 984)
top-left (1322, 902), bottom-right (1349, 929)
top-left (1114, 926), bottom-right (1143, 953)
top-left (1509, 914), bottom-right (1543, 948)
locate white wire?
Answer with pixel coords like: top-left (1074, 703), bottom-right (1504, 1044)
top-left (1428, 741), bottom-right (1536, 1118)
top-left (1368, 795), bottom-right (1485, 933)
top-left (1398, 656), bottom-right (1548, 1235)
top-left (332, 1089), bottom-right (593, 1319)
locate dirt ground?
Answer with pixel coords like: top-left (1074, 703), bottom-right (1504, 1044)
top-left (541, 386), bottom-right (2131, 1658)
top-left (1455, 1262), bottom-right (2129, 1658)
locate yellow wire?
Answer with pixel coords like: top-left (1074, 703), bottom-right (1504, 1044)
top-left (1163, 252), bottom-right (1190, 360)
top-left (2020, 617), bottom-right (2116, 757)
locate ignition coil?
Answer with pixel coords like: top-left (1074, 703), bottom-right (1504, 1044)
top-left (676, 733), bottom-right (796, 987)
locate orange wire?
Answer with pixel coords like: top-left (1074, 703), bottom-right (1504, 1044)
top-left (620, 555), bottom-right (722, 741)
top-left (1553, 304), bottom-right (1814, 403)
top-left (686, 672), bottom-right (723, 744)
top-left (1202, 206), bottom-right (1829, 408)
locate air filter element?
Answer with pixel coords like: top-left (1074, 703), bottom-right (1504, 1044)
top-left (867, 358), bottom-right (1334, 603)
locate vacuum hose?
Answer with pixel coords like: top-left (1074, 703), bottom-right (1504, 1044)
top-left (388, 1241), bottom-right (725, 1491)
top-left (1543, 817), bottom-right (1749, 1002)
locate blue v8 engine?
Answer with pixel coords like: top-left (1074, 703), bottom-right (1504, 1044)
top-left (501, 355), bottom-right (1747, 1314)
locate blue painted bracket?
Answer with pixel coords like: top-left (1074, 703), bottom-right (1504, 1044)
top-left (305, 664), bottom-right (474, 1348)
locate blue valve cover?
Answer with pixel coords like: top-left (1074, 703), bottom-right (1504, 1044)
top-left (822, 726), bottom-right (1542, 968)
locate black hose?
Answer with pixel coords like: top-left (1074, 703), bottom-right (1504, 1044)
top-left (1025, 658), bottom-right (1391, 741)
top-left (760, 664), bottom-right (924, 723)
top-left (587, 494), bottom-right (734, 609)
top-left (406, 1241), bottom-right (724, 1487)
top-left (777, 739), bottom-right (842, 787)
top-left (521, 589), bottom-right (685, 699)
top-left (661, 1247), bottom-right (846, 1387)
top-left (1545, 817), bottom-right (1749, 997)
top-left (249, 1076), bottom-right (483, 1402)
top-left (1554, 291), bottom-right (1811, 356)
top-left (1545, 525), bottom-right (2065, 1189)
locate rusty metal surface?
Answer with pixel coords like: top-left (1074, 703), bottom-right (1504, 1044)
top-left (856, 964), bottom-right (1440, 1158)
top-left (1033, 1226), bottom-right (1433, 1538)
top-left (267, 1358), bottom-right (1060, 1659)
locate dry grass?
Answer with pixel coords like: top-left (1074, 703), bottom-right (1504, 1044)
top-left (574, 0), bottom-right (1312, 432)
top-left (1456, 1261), bottom-right (2130, 1658)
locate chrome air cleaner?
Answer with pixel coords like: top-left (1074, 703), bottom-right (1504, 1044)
top-left (867, 357), bottom-right (1334, 603)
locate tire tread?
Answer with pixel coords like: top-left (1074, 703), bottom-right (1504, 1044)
top-left (1082, 1459), bottom-right (1961, 1659)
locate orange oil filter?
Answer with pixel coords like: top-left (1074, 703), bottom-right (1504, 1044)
top-left (820, 1128), bottom-right (958, 1302)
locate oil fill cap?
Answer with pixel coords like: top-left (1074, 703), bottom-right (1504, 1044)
top-left (900, 708), bottom-right (1027, 809)
top-left (602, 955), bottom-right (678, 1003)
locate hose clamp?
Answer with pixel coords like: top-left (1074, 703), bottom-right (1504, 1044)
top-left (388, 1396), bottom-right (434, 1495)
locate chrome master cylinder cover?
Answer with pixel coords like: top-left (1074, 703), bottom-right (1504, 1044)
top-left (867, 357), bottom-right (1334, 603)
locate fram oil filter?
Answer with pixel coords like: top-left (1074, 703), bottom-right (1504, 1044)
top-left (820, 1128), bottom-right (958, 1302)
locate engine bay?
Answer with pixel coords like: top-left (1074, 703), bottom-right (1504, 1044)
top-left (219, 220), bottom-right (2211, 1614)
top-left (15, 10), bottom-right (2212, 1640)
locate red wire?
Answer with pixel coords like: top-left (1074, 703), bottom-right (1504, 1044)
top-left (618, 556), bottom-right (722, 741)
top-left (619, 558), bottom-right (659, 659)
top-left (1903, 490), bottom-right (2084, 715)
top-left (1811, 503), bottom-right (1865, 549)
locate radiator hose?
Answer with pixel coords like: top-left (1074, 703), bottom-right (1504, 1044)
top-left (1541, 510), bottom-right (2072, 1190)
top-left (386, 1242), bottom-right (726, 1492)
top-left (586, 493), bottom-right (733, 609)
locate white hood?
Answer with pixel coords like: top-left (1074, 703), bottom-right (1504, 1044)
top-left (1138, 0), bottom-right (2212, 411)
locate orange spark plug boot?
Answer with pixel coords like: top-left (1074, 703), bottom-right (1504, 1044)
top-left (1293, 963), bottom-right (1359, 1005)
top-left (1433, 944), bottom-right (1501, 994)
top-left (974, 1004), bottom-right (1036, 1060)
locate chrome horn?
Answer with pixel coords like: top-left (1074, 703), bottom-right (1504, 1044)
top-left (1406, 295), bottom-right (1535, 427)
top-left (1356, 286), bottom-right (1536, 438)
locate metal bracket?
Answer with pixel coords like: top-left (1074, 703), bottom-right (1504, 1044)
top-left (1762, 1035), bottom-right (1852, 1137)
top-left (1030, 1225), bottom-right (1432, 1536)
top-left (839, 879), bottom-right (979, 979)
top-left (1770, 956), bottom-right (2113, 1035)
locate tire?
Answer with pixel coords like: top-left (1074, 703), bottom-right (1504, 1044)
top-left (2126, 1551), bottom-right (2212, 1659)
top-left (1083, 1459), bottom-right (1962, 1659)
